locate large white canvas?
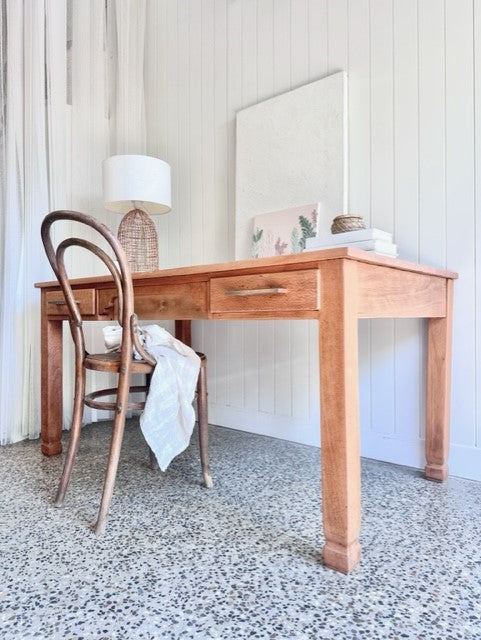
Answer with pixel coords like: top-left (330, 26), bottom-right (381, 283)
top-left (235, 71), bottom-right (348, 259)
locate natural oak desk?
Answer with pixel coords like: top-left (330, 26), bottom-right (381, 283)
top-left (36, 247), bottom-right (457, 573)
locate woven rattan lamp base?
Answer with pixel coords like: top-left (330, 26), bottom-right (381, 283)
top-left (117, 209), bottom-right (159, 272)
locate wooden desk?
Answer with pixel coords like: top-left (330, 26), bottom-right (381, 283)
top-left (35, 247), bottom-right (457, 573)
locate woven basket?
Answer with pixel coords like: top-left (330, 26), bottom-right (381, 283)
top-left (331, 214), bottom-right (366, 234)
top-left (117, 209), bottom-right (159, 272)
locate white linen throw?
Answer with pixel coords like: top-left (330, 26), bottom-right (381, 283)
top-left (102, 324), bottom-right (201, 471)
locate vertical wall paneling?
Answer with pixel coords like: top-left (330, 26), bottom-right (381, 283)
top-left (445, 0), bottom-right (476, 448)
top-left (258, 320), bottom-right (276, 415)
top-left (417, 0), bottom-right (446, 267)
top-left (308, 317), bottom-right (320, 445)
top-left (111, 0), bottom-right (147, 154)
top-left (369, 0), bottom-right (395, 235)
top-left (166, 1), bottom-right (180, 267)
top-left (243, 320), bottom-right (259, 413)
top-left (271, 0), bottom-right (292, 424)
top-left (291, 320), bottom-right (310, 424)
top-left (197, 0), bottom-right (216, 359)
top-left (274, 320), bottom-right (292, 418)
top-left (347, 0), bottom-right (370, 218)
top-left (475, 1), bottom-right (481, 449)
top-left (158, 0), bottom-right (170, 266)
top-left (273, 0), bottom-right (291, 94)
top-left (144, 1), bottom-right (159, 154)
top-left (227, 321), bottom-right (245, 409)
top-left (239, 0), bottom-right (259, 413)
top-left (290, 0), bottom-right (309, 90)
top-left (348, 0), bottom-right (372, 443)
top-left (189, 1), bottom-right (204, 267)
top-left (207, 0), bottom-right (230, 405)
top-left (213, 321), bottom-right (227, 406)
top-left (190, 1), bottom-right (206, 378)
top-left (393, 0), bottom-right (419, 264)
top-left (143, 0), bottom-right (481, 481)
top-left (201, 0), bottom-right (216, 263)
top-left (417, 0), bottom-right (447, 444)
top-left (327, 0), bottom-right (348, 76)
top-left (307, 0), bottom-right (328, 82)
top-left (392, 0), bottom-right (422, 447)
top-left (227, 0), bottom-right (242, 257)
top-left (241, 0), bottom-right (257, 107)
top-left (255, 1), bottom-right (276, 417)
top-left (221, 0), bottom-right (244, 413)
top-left (214, 0), bottom-right (229, 262)
top-left (145, 0), bottom-right (170, 265)
top-left (177, 0), bottom-right (191, 265)
top-left (290, 0), bottom-right (312, 429)
top-left (257, 0), bottom-right (274, 102)
top-left (368, 0), bottom-right (396, 438)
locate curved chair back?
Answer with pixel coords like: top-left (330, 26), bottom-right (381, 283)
top-left (41, 210), bottom-right (154, 364)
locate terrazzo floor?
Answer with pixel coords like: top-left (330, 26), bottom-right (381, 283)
top-left (1, 420), bottom-right (481, 640)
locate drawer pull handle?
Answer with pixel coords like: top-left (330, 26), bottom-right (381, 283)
top-left (48, 299), bottom-right (79, 305)
top-left (225, 287), bottom-right (288, 297)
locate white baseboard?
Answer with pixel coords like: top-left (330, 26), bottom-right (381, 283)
top-left (210, 404), bottom-right (481, 483)
top-left (209, 405), bottom-right (320, 447)
top-left (448, 444), bottom-right (481, 482)
top-left (360, 433), bottom-right (425, 470)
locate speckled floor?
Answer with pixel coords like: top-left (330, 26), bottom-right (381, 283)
top-left (1, 420), bottom-right (480, 640)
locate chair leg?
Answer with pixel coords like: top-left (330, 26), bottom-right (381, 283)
top-left (197, 359), bottom-right (213, 488)
top-left (93, 374), bottom-right (130, 535)
top-left (148, 447), bottom-right (159, 470)
top-left (54, 367), bottom-right (86, 507)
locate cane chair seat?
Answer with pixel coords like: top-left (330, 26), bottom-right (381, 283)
top-left (84, 350), bottom-right (207, 375)
top-left (41, 210), bottom-right (212, 536)
top-left (84, 351), bottom-right (155, 374)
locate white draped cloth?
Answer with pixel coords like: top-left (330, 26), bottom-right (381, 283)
top-left (103, 325), bottom-right (201, 471)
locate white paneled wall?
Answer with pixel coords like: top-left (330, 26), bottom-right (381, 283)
top-left (144, 0), bottom-right (481, 481)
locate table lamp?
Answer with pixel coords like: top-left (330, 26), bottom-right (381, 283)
top-left (102, 154), bottom-right (171, 272)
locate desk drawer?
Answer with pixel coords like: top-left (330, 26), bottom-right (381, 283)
top-left (210, 269), bottom-right (319, 313)
top-left (45, 289), bottom-right (95, 316)
top-left (98, 283), bottom-right (208, 319)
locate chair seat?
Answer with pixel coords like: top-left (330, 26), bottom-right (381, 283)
top-left (84, 352), bottom-right (155, 374)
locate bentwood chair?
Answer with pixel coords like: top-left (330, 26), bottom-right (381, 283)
top-left (41, 210), bottom-right (212, 535)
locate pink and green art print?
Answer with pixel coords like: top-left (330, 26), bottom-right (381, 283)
top-left (251, 204), bottom-right (320, 258)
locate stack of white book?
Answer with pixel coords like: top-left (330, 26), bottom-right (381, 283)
top-left (305, 227), bottom-right (398, 257)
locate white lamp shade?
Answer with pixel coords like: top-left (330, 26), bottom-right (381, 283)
top-left (102, 154), bottom-right (172, 215)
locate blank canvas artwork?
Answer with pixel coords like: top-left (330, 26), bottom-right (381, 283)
top-left (235, 71), bottom-right (348, 259)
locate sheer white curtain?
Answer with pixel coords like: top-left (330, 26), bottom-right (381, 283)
top-left (0, 1), bottom-right (56, 444)
top-left (0, 0), bottom-right (147, 444)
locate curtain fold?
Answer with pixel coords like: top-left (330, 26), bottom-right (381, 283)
top-left (0, 0), bottom-right (148, 444)
top-left (0, 0), bottom-right (51, 443)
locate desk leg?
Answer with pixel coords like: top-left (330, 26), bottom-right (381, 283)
top-left (319, 260), bottom-right (362, 573)
top-left (41, 307), bottom-right (63, 456)
top-left (425, 279), bottom-right (453, 482)
top-left (175, 320), bottom-right (192, 347)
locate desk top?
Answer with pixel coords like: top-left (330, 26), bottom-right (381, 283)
top-left (35, 246), bottom-right (457, 289)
